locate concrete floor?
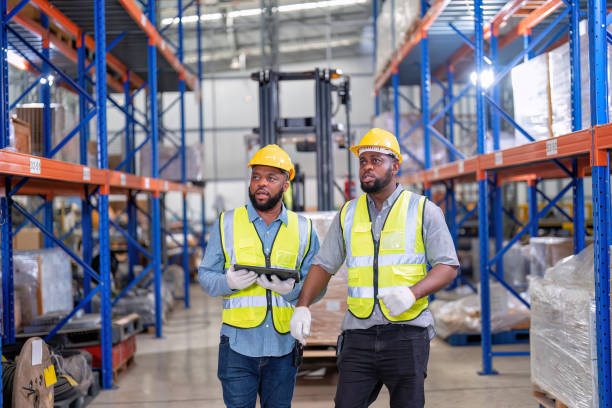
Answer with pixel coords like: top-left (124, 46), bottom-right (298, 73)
top-left (90, 283), bottom-right (535, 407)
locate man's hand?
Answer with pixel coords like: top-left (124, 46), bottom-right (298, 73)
top-left (290, 306), bottom-right (311, 345)
top-left (226, 265), bottom-right (258, 290)
top-left (377, 287), bottom-right (416, 317)
top-left (257, 274), bottom-right (295, 295)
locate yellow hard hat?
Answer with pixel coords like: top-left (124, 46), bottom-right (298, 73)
top-left (248, 144), bottom-right (295, 181)
top-left (349, 128), bottom-right (402, 164)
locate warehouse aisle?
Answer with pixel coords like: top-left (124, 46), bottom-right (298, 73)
top-left (90, 283), bottom-right (533, 407)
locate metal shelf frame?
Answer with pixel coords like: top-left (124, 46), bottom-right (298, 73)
top-left (374, 0), bottom-right (611, 403)
top-left (0, 0), bottom-right (206, 399)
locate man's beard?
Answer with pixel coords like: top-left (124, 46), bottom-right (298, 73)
top-left (360, 167), bottom-right (393, 193)
top-left (249, 188), bottom-right (284, 211)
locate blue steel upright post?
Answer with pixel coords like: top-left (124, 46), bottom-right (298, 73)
top-left (0, 3), bottom-right (11, 395)
top-left (391, 0), bottom-right (401, 172)
top-left (392, 69), bottom-right (400, 156)
top-left (474, 0), bottom-right (495, 375)
top-left (490, 25), bottom-right (503, 279)
top-left (588, 0), bottom-right (611, 402)
top-left (373, 0), bottom-right (380, 116)
top-left (41, 13), bottom-right (54, 248)
top-left (94, 0), bottom-right (114, 389)
top-left (569, 0), bottom-right (585, 253)
top-left (420, 0), bottom-right (431, 198)
top-left (125, 74), bottom-right (138, 282)
top-left (149, 0), bottom-right (164, 338)
top-left (78, 32), bottom-right (93, 312)
top-left (196, 0), bottom-right (206, 252)
top-left (178, 0), bottom-right (190, 308)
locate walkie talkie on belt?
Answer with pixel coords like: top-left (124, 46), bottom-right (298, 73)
top-left (293, 341), bottom-right (304, 367)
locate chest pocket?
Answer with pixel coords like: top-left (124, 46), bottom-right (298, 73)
top-left (237, 237), bottom-right (260, 265)
top-left (272, 250), bottom-right (298, 269)
top-left (351, 222), bottom-right (373, 256)
top-left (379, 229), bottom-right (405, 255)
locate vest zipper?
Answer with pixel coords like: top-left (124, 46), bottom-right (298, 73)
top-left (265, 254), bottom-right (272, 311)
top-left (373, 239), bottom-right (379, 305)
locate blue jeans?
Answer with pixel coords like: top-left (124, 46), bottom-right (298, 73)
top-left (217, 335), bottom-right (298, 408)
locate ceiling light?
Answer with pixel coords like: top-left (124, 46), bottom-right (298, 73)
top-left (161, 0), bottom-right (367, 26)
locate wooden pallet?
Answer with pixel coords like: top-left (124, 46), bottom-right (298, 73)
top-left (533, 385), bottom-right (569, 408)
top-left (113, 355), bottom-right (135, 381)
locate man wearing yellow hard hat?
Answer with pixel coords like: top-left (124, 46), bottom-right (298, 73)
top-left (290, 129), bottom-right (459, 407)
top-left (198, 144), bottom-right (320, 407)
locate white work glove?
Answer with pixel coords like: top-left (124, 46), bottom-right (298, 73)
top-left (226, 265), bottom-right (258, 290)
top-left (377, 287), bottom-right (416, 317)
top-left (256, 274), bottom-right (295, 295)
top-left (290, 306), bottom-right (311, 345)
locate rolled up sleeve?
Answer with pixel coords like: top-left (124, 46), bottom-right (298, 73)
top-left (423, 201), bottom-right (460, 267)
top-left (198, 218), bottom-right (235, 297)
top-left (312, 211), bottom-right (346, 275)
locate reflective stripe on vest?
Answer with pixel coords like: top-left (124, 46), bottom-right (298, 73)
top-left (219, 206), bottom-right (311, 333)
top-left (341, 190), bottom-right (428, 321)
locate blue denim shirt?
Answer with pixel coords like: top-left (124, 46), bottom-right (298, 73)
top-left (198, 203), bottom-right (320, 357)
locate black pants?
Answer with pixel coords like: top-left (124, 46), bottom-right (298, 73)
top-left (334, 324), bottom-right (430, 408)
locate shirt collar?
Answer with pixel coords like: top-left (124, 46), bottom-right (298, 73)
top-left (366, 183), bottom-right (404, 211)
top-left (246, 202), bottom-right (289, 226)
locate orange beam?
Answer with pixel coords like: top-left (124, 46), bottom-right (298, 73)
top-left (374, 0), bottom-right (452, 93)
top-left (0, 151), bottom-right (107, 185)
top-left (0, 178), bottom-right (87, 197)
top-left (517, 0), bottom-right (563, 35)
top-left (0, 151), bottom-right (205, 196)
top-left (479, 129), bottom-right (591, 171)
top-left (116, 0), bottom-right (199, 91)
top-left (24, 0), bottom-right (145, 90)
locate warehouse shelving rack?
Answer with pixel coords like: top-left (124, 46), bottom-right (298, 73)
top-left (374, 0), bottom-right (611, 404)
top-left (0, 0), bottom-right (206, 398)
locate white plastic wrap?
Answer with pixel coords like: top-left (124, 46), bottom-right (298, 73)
top-left (529, 237), bottom-right (574, 278)
top-left (376, 0), bottom-right (393, 75)
top-left (53, 350), bottom-right (94, 396)
top-left (429, 282), bottom-right (530, 339)
top-left (299, 211), bottom-right (347, 345)
top-left (511, 52), bottom-right (552, 144)
top-left (111, 284), bottom-right (174, 326)
top-left (373, 112), bottom-right (448, 173)
top-left (139, 142), bottom-right (204, 181)
top-left (14, 248), bottom-right (72, 314)
top-left (376, 0), bottom-right (420, 76)
top-left (548, 20), bottom-right (612, 136)
top-left (502, 242), bottom-right (530, 291)
top-left (529, 244), bottom-right (596, 408)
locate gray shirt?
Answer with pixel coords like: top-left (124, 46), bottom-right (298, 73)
top-left (313, 184), bottom-right (459, 339)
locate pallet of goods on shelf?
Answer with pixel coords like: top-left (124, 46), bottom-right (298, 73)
top-left (530, 244), bottom-right (597, 408)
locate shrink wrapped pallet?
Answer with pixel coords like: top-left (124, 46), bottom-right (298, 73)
top-left (511, 52), bottom-right (552, 144)
top-left (376, 0), bottom-right (393, 75)
top-left (300, 211), bottom-right (347, 345)
top-left (373, 112), bottom-right (448, 173)
top-left (529, 244), bottom-right (597, 408)
top-left (139, 142), bottom-right (204, 182)
top-left (529, 237), bottom-right (574, 278)
top-left (14, 248), bottom-right (73, 315)
top-left (549, 19), bottom-right (612, 136)
top-left (376, 0), bottom-right (420, 76)
top-left (430, 282), bottom-right (530, 339)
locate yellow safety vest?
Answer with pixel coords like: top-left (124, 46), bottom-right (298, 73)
top-left (341, 190), bottom-right (428, 321)
top-left (219, 206), bottom-right (311, 333)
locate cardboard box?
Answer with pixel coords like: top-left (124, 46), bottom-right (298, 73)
top-left (13, 227), bottom-right (43, 251)
top-left (11, 115), bottom-right (31, 154)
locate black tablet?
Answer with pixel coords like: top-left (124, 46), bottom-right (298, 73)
top-left (233, 264), bottom-right (300, 283)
